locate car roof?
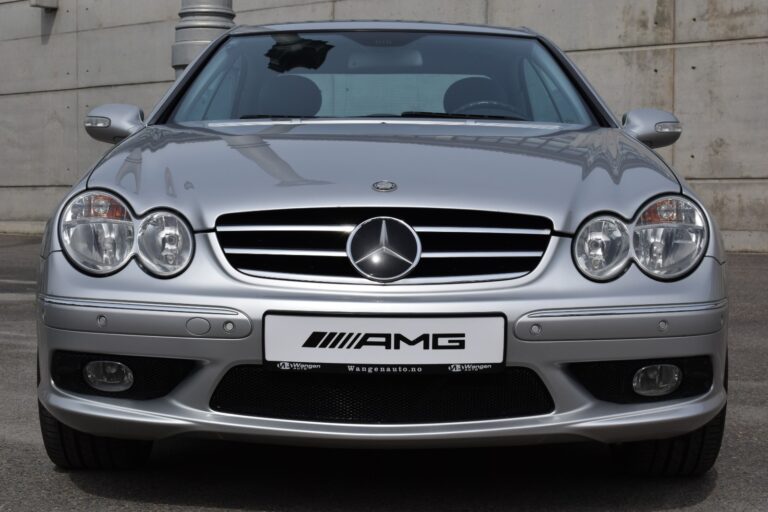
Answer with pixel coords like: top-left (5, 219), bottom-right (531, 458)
top-left (230, 20), bottom-right (538, 38)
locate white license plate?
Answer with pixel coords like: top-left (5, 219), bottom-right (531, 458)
top-left (263, 314), bottom-right (505, 369)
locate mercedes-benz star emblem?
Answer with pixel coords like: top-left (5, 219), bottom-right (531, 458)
top-left (372, 180), bottom-right (397, 192)
top-left (346, 217), bottom-right (421, 282)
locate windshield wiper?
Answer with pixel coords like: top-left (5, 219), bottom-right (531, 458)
top-left (240, 114), bottom-right (319, 119)
top-left (399, 111), bottom-right (527, 122)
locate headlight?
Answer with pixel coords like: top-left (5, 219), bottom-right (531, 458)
top-left (632, 196), bottom-right (708, 279)
top-left (60, 191), bottom-right (135, 274)
top-left (59, 191), bottom-right (194, 277)
top-left (137, 211), bottom-right (194, 277)
top-left (573, 216), bottom-right (631, 280)
top-left (572, 196), bottom-right (709, 282)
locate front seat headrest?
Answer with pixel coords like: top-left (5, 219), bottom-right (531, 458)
top-left (257, 75), bottom-right (322, 117)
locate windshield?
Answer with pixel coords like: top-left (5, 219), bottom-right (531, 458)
top-left (170, 31), bottom-right (595, 125)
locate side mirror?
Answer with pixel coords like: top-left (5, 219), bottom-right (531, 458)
top-left (622, 108), bottom-right (682, 149)
top-left (84, 104), bottom-right (144, 144)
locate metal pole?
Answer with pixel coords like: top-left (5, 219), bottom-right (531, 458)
top-left (172, 0), bottom-right (235, 77)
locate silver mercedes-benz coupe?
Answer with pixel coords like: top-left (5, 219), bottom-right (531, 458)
top-left (37, 21), bottom-right (728, 475)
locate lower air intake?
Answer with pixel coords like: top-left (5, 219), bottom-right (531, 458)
top-left (210, 366), bottom-right (554, 424)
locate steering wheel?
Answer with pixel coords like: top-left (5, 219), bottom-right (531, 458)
top-left (451, 100), bottom-right (528, 121)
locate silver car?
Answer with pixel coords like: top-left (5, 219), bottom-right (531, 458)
top-left (37, 21), bottom-right (727, 476)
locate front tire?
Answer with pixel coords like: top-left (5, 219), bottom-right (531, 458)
top-left (611, 406), bottom-right (726, 476)
top-left (38, 402), bottom-right (152, 470)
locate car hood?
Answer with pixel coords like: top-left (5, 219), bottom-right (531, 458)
top-left (87, 122), bottom-right (680, 233)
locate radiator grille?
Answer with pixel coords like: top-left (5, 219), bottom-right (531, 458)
top-left (215, 207), bottom-right (552, 284)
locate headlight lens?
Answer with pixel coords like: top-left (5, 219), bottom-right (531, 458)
top-left (632, 196), bottom-right (708, 279)
top-left (59, 191), bottom-right (195, 277)
top-left (137, 211), bottom-right (194, 277)
top-left (573, 216), bottom-right (631, 280)
top-left (59, 192), bottom-right (135, 274)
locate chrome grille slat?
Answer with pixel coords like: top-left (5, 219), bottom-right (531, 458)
top-left (224, 248), bottom-right (348, 257)
top-left (421, 251), bottom-right (543, 258)
top-left (219, 225), bottom-right (550, 235)
top-left (218, 225), bottom-right (355, 233)
top-left (414, 226), bottom-right (551, 235)
top-left (216, 207), bottom-right (552, 285)
top-left (237, 269), bottom-right (530, 285)
top-left (223, 248), bottom-right (543, 259)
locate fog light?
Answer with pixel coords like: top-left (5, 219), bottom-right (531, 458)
top-left (632, 364), bottom-right (682, 396)
top-left (83, 361), bottom-right (134, 392)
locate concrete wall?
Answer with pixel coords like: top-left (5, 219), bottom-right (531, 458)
top-left (1, 0), bottom-right (766, 251)
top-left (0, 0), bottom-right (178, 233)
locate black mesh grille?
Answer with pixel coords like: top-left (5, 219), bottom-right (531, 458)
top-left (215, 207), bottom-right (552, 284)
top-left (210, 366), bottom-right (555, 424)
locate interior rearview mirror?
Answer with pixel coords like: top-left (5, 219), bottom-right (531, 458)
top-left (84, 104), bottom-right (144, 144)
top-left (622, 108), bottom-right (682, 149)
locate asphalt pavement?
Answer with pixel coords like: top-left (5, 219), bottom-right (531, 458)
top-left (1, 234), bottom-right (766, 511)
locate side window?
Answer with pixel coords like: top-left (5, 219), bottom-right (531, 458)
top-left (531, 62), bottom-right (582, 124)
top-left (527, 44), bottom-right (593, 124)
top-left (522, 60), bottom-right (559, 122)
top-left (204, 56), bottom-right (245, 120)
top-left (172, 48), bottom-right (245, 122)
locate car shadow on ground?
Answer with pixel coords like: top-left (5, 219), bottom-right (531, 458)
top-left (66, 438), bottom-right (717, 511)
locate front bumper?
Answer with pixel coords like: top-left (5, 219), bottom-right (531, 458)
top-left (37, 235), bottom-right (728, 446)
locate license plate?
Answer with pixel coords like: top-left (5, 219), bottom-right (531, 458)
top-left (263, 314), bottom-right (505, 373)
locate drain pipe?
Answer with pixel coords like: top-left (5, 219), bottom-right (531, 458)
top-left (172, 0), bottom-right (235, 77)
